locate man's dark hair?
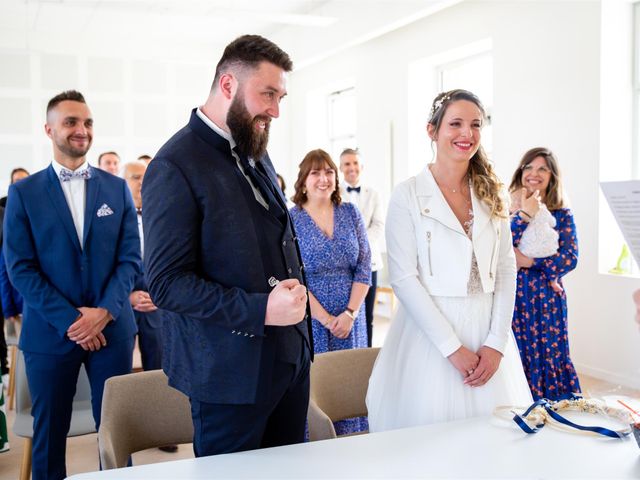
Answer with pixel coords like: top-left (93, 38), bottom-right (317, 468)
top-left (10, 168), bottom-right (29, 184)
top-left (212, 35), bottom-right (293, 90)
top-left (46, 90), bottom-right (86, 116)
top-left (98, 151), bottom-right (120, 166)
top-left (340, 148), bottom-right (360, 157)
top-left (137, 154), bottom-right (152, 162)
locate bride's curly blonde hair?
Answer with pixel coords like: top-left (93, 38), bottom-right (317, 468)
top-left (428, 89), bottom-right (506, 218)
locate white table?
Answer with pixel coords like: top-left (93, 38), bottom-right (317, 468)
top-left (68, 415), bottom-right (640, 479)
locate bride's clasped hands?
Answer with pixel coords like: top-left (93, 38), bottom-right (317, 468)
top-left (448, 345), bottom-right (502, 387)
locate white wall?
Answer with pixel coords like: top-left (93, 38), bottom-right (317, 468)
top-left (283, 1), bottom-right (640, 388)
top-left (0, 49), bottom-right (213, 192)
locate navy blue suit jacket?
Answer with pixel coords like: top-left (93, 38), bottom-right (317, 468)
top-left (142, 110), bottom-right (312, 404)
top-left (3, 165), bottom-right (140, 354)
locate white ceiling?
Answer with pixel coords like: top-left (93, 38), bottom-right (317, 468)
top-left (0, 0), bottom-right (460, 67)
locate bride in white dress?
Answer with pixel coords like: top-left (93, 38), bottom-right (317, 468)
top-left (366, 89), bottom-right (532, 432)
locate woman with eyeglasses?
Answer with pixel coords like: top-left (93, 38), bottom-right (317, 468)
top-left (508, 147), bottom-right (580, 400)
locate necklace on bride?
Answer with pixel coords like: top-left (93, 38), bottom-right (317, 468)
top-left (429, 164), bottom-right (469, 196)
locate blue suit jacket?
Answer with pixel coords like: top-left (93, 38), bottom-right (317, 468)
top-left (3, 165), bottom-right (140, 354)
top-left (0, 206), bottom-right (22, 318)
top-left (142, 110), bottom-right (312, 404)
top-left (0, 249), bottom-right (22, 318)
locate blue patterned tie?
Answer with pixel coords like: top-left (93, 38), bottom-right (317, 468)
top-left (59, 167), bottom-right (92, 182)
top-left (233, 147), bottom-right (286, 219)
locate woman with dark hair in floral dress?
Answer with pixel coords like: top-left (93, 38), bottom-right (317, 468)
top-left (509, 147), bottom-right (580, 401)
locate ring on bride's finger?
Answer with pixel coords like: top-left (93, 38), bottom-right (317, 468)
top-left (467, 369), bottom-right (474, 375)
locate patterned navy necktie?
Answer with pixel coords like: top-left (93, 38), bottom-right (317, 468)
top-left (233, 147), bottom-right (286, 220)
top-left (59, 167), bottom-right (92, 182)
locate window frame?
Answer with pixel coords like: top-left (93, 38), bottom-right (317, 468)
top-left (327, 86), bottom-right (357, 160)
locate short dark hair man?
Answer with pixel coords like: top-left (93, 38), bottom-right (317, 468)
top-left (4, 90), bottom-right (140, 479)
top-left (0, 168), bottom-right (30, 209)
top-left (97, 151), bottom-right (120, 176)
top-left (123, 160), bottom-right (163, 370)
top-left (142, 35), bottom-right (312, 457)
top-left (137, 154), bottom-right (152, 165)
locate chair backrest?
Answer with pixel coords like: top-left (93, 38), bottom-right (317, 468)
top-left (99, 370), bottom-right (193, 469)
top-left (4, 317), bottom-right (21, 346)
top-left (13, 348), bottom-right (27, 414)
top-left (13, 348), bottom-right (96, 438)
top-left (309, 348), bottom-right (380, 423)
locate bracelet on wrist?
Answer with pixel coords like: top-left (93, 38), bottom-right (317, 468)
top-left (344, 308), bottom-right (355, 320)
top-left (519, 209), bottom-right (532, 219)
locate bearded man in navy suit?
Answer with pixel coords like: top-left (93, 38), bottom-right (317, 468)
top-left (3, 90), bottom-right (140, 480)
top-left (142, 35), bottom-right (313, 457)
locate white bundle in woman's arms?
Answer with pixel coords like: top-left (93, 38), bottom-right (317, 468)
top-left (518, 206), bottom-right (559, 258)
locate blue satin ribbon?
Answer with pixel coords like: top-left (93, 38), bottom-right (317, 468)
top-left (512, 393), bottom-right (630, 439)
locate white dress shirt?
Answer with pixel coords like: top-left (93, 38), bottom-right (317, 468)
top-left (340, 183), bottom-right (385, 271)
top-left (51, 160), bottom-right (89, 247)
top-left (196, 108), bottom-right (268, 210)
top-left (345, 184), bottom-right (363, 209)
top-left (137, 211), bottom-right (144, 259)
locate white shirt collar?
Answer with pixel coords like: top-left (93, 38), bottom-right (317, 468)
top-left (196, 107), bottom-right (237, 151)
top-left (51, 159), bottom-right (90, 177)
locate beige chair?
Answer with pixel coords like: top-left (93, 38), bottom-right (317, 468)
top-left (12, 348), bottom-right (96, 480)
top-left (99, 370), bottom-right (193, 469)
top-left (307, 347), bottom-right (379, 441)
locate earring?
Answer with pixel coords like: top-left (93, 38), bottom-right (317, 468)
top-left (302, 189), bottom-right (306, 194)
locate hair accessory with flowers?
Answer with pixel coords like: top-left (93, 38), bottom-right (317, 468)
top-left (430, 92), bottom-right (452, 118)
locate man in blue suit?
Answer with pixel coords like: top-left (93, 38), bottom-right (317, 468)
top-left (143, 35), bottom-right (313, 457)
top-left (3, 90), bottom-right (140, 480)
top-left (123, 160), bottom-right (164, 372)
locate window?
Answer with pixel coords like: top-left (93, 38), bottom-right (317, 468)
top-left (327, 87), bottom-right (357, 160)
top-left (436, 53), bottom-right (493, 154)
top-left (634, 2), bottom-right (640, 178)
top-left (598, 1), bottom-right (638, 275)
top-left (407, 40), bottom-right (492, 177)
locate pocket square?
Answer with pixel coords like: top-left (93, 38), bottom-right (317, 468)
top-left (97, 203), bottom-right (114, 217)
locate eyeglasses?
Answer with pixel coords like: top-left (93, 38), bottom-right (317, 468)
top-left (521, 164), bottom-right (551, 175)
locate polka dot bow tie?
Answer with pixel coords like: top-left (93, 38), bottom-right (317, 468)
top-left (59, 168), bottom-right (92, 182)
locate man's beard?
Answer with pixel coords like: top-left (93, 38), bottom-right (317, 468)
top-left (56, 136), bottom-right (91, 159)
top-left (227, 93), bottom-right (270, 160)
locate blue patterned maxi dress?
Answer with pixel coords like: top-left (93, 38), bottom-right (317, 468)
top-left (291, 202), bottom-right (371, 435)
top-left (511, 208), bottom-right (581, 400)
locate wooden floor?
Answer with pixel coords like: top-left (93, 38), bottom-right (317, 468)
top-left (1, 304), bottom-right (638, 479)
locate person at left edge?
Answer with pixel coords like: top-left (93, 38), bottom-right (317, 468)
top-left (3, 90), bottom-right (140, 480)
top-left (142, 34), bottom-right (312, 457)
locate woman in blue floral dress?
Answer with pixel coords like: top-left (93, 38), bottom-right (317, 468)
top-left (509, 147), bottom-right (580, 400)
top-left (290, 149), bottom-right (371, 435)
